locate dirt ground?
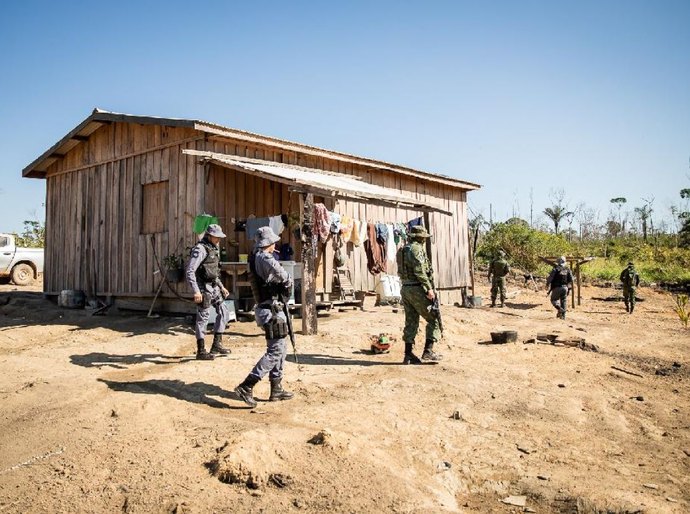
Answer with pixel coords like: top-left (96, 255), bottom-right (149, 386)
top-left (0, 277), bottom-right (688, 514)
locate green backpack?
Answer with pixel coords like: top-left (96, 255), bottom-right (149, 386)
top-left (622, 267), bottom-right (636, 287)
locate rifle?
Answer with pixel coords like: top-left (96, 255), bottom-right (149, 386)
top-left (429, 295), bottom-right (444, 336)
top-left (280, 294), bottom-right (298, 364)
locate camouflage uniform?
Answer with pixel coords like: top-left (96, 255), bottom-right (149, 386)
top-left (620, 263), bottom-right (640, 313)
top-left (396, 226), bottom-right (442, 364)
top-left (488, 252), bottom-right (510, 307)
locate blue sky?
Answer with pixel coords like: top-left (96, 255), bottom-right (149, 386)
top-left (1, 0), bottom-right (688, 234)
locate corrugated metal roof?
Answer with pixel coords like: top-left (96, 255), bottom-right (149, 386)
top-left (22, 109), bottom-right (481, 192)
top-left (184, 150), bottom-right (452, 215)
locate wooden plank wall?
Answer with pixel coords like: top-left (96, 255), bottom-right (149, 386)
top-left (44, 123), bottom-right (204, 296)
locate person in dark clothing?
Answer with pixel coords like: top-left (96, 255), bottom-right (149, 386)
top-left (620, 261), bottom-right (640, 313)
top-left (185, 224), bottom-right (230, 360)
top-left (487, 250), bottom-right (510, 307)
top-left (546, 256), bottom-right (574, 319)
top-left (235, 227), bottom-right (295, 407)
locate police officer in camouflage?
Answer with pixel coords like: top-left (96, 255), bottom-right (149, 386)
top-left (546, 256), bottom-right (574, 320)
top-left (185, 224), bottom-right (231, 360)
top-left (620, 261), bottom-right (640, 313)
top-left (235, 227), bottom-right (295, 407)
top-left (488, 250), bottom-right (510, 307)
top-left (396, 225), bottom-right (442, 364)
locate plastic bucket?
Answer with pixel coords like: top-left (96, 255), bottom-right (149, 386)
top-left (238, 254), bottom-right (248, 263)
top-left (468, 295), bottom-right (482, 307)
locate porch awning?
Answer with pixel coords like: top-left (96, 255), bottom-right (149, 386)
top-left (182, 149), bottom-right (451, 215)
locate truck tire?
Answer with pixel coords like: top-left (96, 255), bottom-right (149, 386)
top-left (11, 263), bottom-right (34, 286)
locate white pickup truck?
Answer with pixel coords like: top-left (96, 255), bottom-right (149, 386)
top-left (0, 233), bottom-right (44, 286)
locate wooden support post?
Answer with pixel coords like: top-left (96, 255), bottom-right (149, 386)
top-left (576, 261), bottom-right (582, 306)
top-left (301, 193), bottom-right (317, 335)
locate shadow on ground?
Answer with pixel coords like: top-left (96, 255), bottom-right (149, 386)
top-left (71, 352), bottom-right (195, 369)
top-left (98, 378), bottom-right (249, 409)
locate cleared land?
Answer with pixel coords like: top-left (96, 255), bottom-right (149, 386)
top-left (0, 279), bottom-right (688, 513)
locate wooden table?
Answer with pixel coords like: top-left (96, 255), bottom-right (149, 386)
top-left (220, 262), bottom-right (251, 301)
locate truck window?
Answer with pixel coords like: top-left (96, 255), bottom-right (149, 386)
top-left (0, 236), bottom-right (8, 248)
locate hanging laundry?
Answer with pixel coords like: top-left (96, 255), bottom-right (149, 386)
top-left (268, 215), bottom-right (285, 235)
top-left (385, 224), bottom-right (397, 264)
top-left (246, 217), bottom-right (270, 239)
top-left (193, 214), bottom-right (219, 234)
top-left (313, 203), bottom-right (330, 242)
top-left (364, 222), bottom-right (387, 275)
top-left (329, 211), bottom-right (342, 234)
top-left (340, 215), bottom-right (354, 241)
top-left (350, 219), bottom-right (363, 246)
top-left (407, 216), bottom-right (423, 232)
top-left (357, 219), bottom-right (368, 245)
top-left (375, 223), bottom-right (388, 244)
top-left (393, 223), bottom-right (408, 246)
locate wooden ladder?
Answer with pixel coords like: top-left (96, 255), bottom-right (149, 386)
top-left (334, 267), bottom-right (356, 301)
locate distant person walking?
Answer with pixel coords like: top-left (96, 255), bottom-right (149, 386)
top-left (396, 225), bottom-right (442, 364)
top-left (185, 224), bottom-right (231, 360)
top-left (546, 256), bottom-right (573, 320)
top-left (488, 250), bottom-right (510, 307)
top-left (620, 261), bottom-right (640, 313)
top-left (235, 227), bottom-right (294, 407)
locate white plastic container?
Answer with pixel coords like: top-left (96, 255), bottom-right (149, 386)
top-left (375, 274), bottom-right (401, 303)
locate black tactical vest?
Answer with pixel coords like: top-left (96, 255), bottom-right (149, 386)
top-left (195, 239), bottom-right (220, 283)
top-left (551, 265), bottom-right (570, 288)
top-left (249, 250), bottom-right (285, 303)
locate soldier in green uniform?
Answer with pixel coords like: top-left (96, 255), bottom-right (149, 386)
top-left (487, 250), bottom-right (510, 307)
top-left (620, 261), bottom-right (640, 313)
top-left (396, 225), bottom-right (442, 364)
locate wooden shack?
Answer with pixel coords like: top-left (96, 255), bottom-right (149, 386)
top-left (23, 109), bottom-right (480, 325)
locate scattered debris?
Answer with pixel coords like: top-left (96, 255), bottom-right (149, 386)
top-left (0, 447), bottom-right (65, 475)
top-left (537, 475), bottom-right (550, 481)
top-left (436, 461), bottom-right (452, 472)
top-left (630, 396), bottom-right (644, 402)
top-left (667, 497), bottom-right (678, 503)
top-left (558, 383), bottom-right (566, 388)
top-left (307, 430), bottom-right (332, 446)
top-left (516, 444), bottom-right (533, 455)
top-left (500, 495), bottom-right (526, 507)
top-left (450, 410), bottom-right (463, 421)
top-left (110, 409), bottom-right (119, 418)
top-left (611, 366), bottom-right (644, 378)
top-left (642, 483), bottom-right (659, 490)
top-left (682, 449), bottom-right (690, 457)
top-left (269, 473), bottom-right (292, 488)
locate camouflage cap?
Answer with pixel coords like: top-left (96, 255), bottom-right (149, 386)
top-left (205, 224), bottom-right (226, 238)
top-left (409, 226), bottom-right (431, 239)
top-left (627, 261), bottom-right (634, 266)
top-left (254, 226), bottom-right (280, 248)
top-left (557, 256), bottom-right (566, 265)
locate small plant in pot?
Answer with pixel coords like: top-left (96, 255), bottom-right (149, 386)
top-left (163, 254), bottom-right (185, 282)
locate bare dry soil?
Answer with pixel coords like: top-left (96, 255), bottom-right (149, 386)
top-left (0, 279), bottom-right (688, 513)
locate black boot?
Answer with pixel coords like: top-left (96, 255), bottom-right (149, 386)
top-left (422, 339), bottom-right (442, 361)
top-left (210, 333), bottom-right (230, 356)
top-left (196, 338), bottom-right (215, 360)
top-left (235, 375), bottom-right (259, 407)
top-left (624, 301), bottom-right (629, 313)
top-left (490, 299), bottom-right (496, 308)
top-left (402, 342), bottom-right (422, 365)
top-left (269, 378), bottom-right (294, 401)
top-left (629, 303), bottom-right (634, 314)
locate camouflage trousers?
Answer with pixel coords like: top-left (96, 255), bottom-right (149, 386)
top-left (623, 286), bottom-right (636, 309)
top-left (401, 285), bottom-right (441, 345)
top-left (491, 276), bottom-right (506, 304)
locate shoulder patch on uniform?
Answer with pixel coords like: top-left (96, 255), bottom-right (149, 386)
top-left (191, 248), bottom-right (201, 259)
